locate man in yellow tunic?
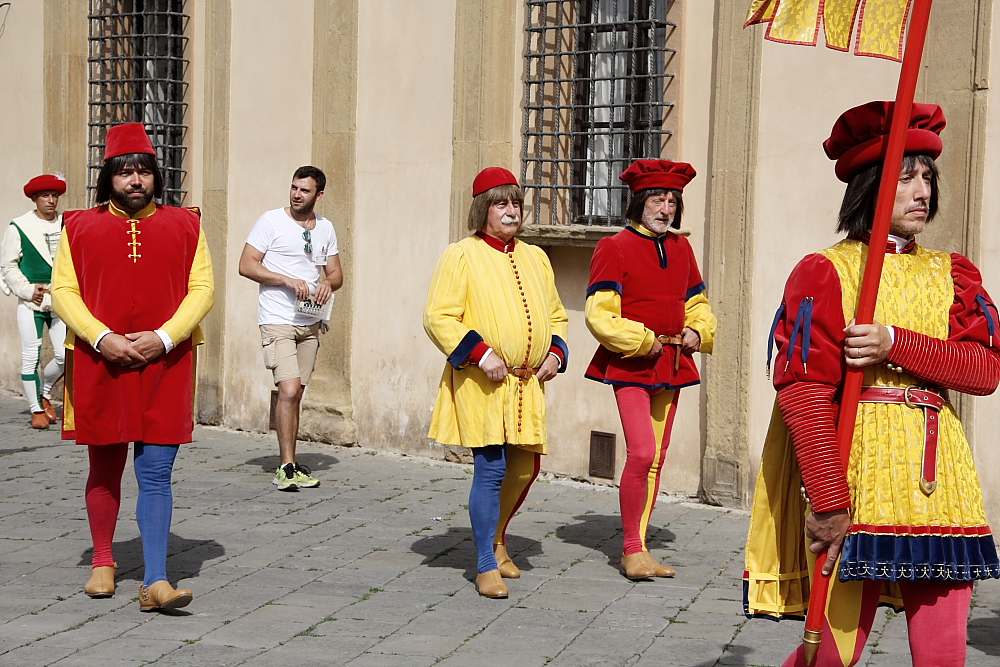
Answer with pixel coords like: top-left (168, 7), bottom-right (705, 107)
top-left (424, 167), bottom-right (569, 598)
top-left (745, 102), bottom-right (1000, 667)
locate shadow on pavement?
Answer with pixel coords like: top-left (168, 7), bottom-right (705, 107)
top-left (244, 452), bottom-right (339, 473)
top-left (0, 444), bottom-right (53, 458)
top-left (969, 611), bottom-right (1000, 656)
top-left (410, 526), bottom-right (542, 580)
top-left (555, 513), bottom-right (676, 567)
top-left (77, 532), bottom-right (225, 584)
top-left (690, 644), bottom-right (753, 666)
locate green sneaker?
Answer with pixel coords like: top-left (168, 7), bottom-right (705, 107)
top-left (292, 462), bottom-right (320, 488)
top-left (273, 463), bottom-right (298, 491)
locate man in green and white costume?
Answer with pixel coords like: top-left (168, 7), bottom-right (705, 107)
top-left (1, 174), bottom-right (68, 429)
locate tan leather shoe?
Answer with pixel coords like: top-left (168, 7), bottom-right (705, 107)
top-left (41, 396), bottom-right (57, 423)
top-left (475, 570), bottom-right (508, 598)
top-left (139, 581), bottom-right (193, 612)
top-left (640, 551), bottom-right (675, 577)
top-left (31, 412), bottom-right (49, 429)
top-left (84, 565), bottom-right (116, 597)
top-left (494, 543), bottom-right (520, 579)
top-left (621, 552), bottom-right (656, 580)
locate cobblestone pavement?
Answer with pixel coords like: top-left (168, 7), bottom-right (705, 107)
top-left (0, 390), bottom-right (997, 666)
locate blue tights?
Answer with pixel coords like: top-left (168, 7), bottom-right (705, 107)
top-left (133, 443), bottom-right (179, 586)
top-left (470, 445), bottom-right (506, 574)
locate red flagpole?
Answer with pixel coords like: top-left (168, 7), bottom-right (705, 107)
top-left (801, 1), bottom-right (935, 663)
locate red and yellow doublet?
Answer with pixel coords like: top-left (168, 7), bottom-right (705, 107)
top-left (52, 202), bottom-right (213, 446)
top-left (746, 239), bottom-right (1000, 642)
top-left (585, 222), bottom-right (715, 388)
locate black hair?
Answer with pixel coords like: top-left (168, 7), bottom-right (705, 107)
top-left (837, 154), bottom-right (939, 237)
top-left (624, 187), bottom-right (684, 229)
top-left (95, 152), bottom-right (163, 204)
top-left (293, 165), bottom-right (326, 193)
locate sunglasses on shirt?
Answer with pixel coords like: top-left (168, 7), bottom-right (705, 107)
top-left (302, 230), bottom-right (312, 254)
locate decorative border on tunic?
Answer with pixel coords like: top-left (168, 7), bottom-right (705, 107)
top-left (839, 532), bottom-right (1000, 582)
top-left (584, 374), bottom-right (700, 391)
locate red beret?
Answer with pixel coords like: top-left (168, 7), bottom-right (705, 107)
top-left (823, 101), bottom-right (946, 182)
top-left (23, 174), bottom-right (67, 198)
top-left (104, 123), bottom-right (156, 161)
top-left (619, 160), bottom-right (697, 193)
top-left (472, 167), bottom-right (519, 198)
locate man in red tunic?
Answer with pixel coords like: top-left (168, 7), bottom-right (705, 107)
top-left (585, 160), bottom-right (716, 579)
top-left (52, 123), bottom-right (214, 612)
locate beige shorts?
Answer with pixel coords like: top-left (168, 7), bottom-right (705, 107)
top-left (260, 323), bottom-right (321, 386)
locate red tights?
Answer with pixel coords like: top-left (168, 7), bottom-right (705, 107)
top-left (782, 579), bottom-right (974, 667)
top-left (86, 444), bottom-right (129, 568)
top-left (614, 386), bottom-right (679, 556)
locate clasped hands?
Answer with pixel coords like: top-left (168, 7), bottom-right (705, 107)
top-left (97, 331), bottom-right (165, 368)
top-left (478, 351), bottom-right (560, 383)
top-left (645, 327), bottom-right (700, 359)
top-left (286, 277), bottom-right (333, 305)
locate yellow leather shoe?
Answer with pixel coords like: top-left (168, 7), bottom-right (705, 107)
top-left (84, 565), bottom-right (116, 598)
top-left (139, 581), bottom-right (193, 612)
top-left (494, 543), bottom-right (520, 579)
top-left (640, 551), bottom-right (675, 577)
top-left (475, 570), bottom-right (508, 598)
top-left (621, 552), bottom-right (656, 580)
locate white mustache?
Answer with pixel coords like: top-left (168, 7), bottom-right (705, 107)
top-left (501, 215), bottom-right (521, 225)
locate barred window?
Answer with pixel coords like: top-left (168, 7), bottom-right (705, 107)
top-left (522, 0), bottom-right (676, 226)
top-left (88, 0), bottom-right (189, 206)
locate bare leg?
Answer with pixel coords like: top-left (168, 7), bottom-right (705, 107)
top-left (275, 378), bottom-right (304, 465)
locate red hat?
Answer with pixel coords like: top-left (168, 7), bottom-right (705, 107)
top-left (619, 160), bottom-right (697, 193)
top-left (23, 174), bottom-right (67, 198)
top-left (103, 123), bottom-right (156, 161)
top-left (472, 167), bottom-right (519, 198)
top-left (824, 101), bottom-right (946, 182)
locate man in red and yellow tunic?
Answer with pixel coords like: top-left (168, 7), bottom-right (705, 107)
top-left (585, 160), bottom-right (716, 580)
top-left (52, 123), bottom-right (213, 612)
top-left (745, 103), bottom-right (1000, 667)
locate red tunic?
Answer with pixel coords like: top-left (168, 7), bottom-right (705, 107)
top-left (63, 205), bottom-right (202, 445)
top-left (585, 226), bottom-right (707, 389)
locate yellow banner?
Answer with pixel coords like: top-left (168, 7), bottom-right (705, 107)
top-left (745, 0), bottom-right (911, 61)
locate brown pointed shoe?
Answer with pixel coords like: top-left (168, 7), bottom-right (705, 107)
top-left (494, 543), bottom-right (520, 579)
top-left (139, 581), bottom-right (193, 612)
top-left (41, 396), bottom-right (57, 423)
top-left (640, 552), bottom-right (675, 578)
top-left (621, 552), bottom-right (656, 580)
top-left (31, 412), bottom-right (49, 429)
top-left (475, 570), bottom-right (509, 598)
top-left (84, 565), bottom-right (116, 598)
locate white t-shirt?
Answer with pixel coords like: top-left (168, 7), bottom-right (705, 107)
top-left (245, 208), bottom-right (339, 325)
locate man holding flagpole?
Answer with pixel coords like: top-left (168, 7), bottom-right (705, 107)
top-left (745, 102), bottom-right (1000, 667)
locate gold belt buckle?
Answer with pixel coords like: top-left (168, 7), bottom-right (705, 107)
top-left (903, 385), bottom-right (918, 409)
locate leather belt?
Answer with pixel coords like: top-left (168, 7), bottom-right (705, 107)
top-left (658, 334), bottom-right (684, 371)
top-left (858, 386), bottom-right (946, 496)
top-left (508, 366), bottom-right (539, 379)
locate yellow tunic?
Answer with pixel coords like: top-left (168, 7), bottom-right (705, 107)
top-left (424, 235), bottom-right (569, 452)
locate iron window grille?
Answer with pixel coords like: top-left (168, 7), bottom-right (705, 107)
top-left (88, 0), bottom-right (189, 206)
top-left (522, 0), bottom-right (676, 226)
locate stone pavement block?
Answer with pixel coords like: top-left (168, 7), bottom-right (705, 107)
top-left (462, 607), bottom-right (597, 654)
top-left (635, 635), bottom-right (728, 667)
top-left (344, 652), bottom-right (438, 667)
top-left (0, 598), bottom-right (53, 622)
top-left (662, 621), bottom-right (740, 641)
top-left (271, 590), bottom-right (356, 610)
top-left (239, 636), bottom-right (376, 667)
top-left (47, 637), bottom-right (184, 665)
top-left (38, 619), bottom-right (139, 649)
top-left (434, 650), bottom-right (551, 667)
top-left (520, 591), bottom-right (619, 613)
top-left (198, 616), bottom-right (310, 650)
top-left (365, 632), bottom-right (468, 657)
top-left (0, 611), bottom-right (95, 641)
top-left (547, 627), bottom-right (654, 666)
top-left (308, 616), bottom-right (401, 638)
top-left (137, 643), bottom-right (260, 666)
top-left (0, 643), bottom-right (77, 667)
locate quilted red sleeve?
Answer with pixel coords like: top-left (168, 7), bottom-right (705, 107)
top-left (777, 383), bottom-right (852, 512)
top-left (772, 254), bottom-right (848, 390)
top-left (885, 254), bottom-right (1000, 396)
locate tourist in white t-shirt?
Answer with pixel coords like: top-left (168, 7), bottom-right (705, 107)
top-left (239, 166), bottom-right (344, 490)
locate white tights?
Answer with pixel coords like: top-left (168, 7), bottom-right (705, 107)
top-left (17, 300), bottom-right (66, 413)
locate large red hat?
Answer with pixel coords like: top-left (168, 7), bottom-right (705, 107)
top-left (103, 123), bottom-right (156, 161)
top-left (619, 160), bottom-right (697, 193)
top-left (472, 167), bottom-right (519, 198)
top-left (23, 174), bottom-right (67, 198)
top-left (824, 101), bottom-right (946, 182)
